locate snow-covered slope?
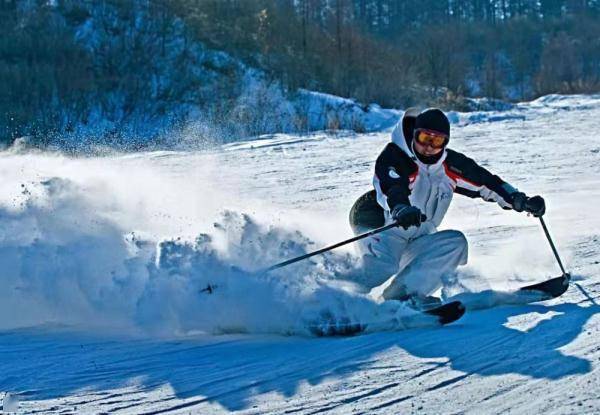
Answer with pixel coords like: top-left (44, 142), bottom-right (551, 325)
top-left (1, 95), bottom-right (599, 413)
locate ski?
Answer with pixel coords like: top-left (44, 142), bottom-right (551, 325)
top-left (307, 300), bottom-right (465, 337)
top-left (518, 273), bottom-right (570, 300)
top-left (423, 301), bottom-right (467, 325)
top-left (448, 274), bottom-right (570, 311)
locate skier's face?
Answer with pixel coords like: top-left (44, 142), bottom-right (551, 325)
top-left (412, 128), bottom-right (448, 157)
top-left (413, 139), bottom-right (444, 156)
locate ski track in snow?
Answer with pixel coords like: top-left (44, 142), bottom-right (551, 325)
top-left (1, 94), bottom-right (600, 413)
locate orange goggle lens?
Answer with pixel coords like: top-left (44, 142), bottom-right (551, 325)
top-left (414, 129), bottom-right (448, 148)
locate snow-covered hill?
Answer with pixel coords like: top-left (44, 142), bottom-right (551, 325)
top-left (2, 1), bottom-right (401, 149)
top-left (1, 95), bottom-right (599, 413)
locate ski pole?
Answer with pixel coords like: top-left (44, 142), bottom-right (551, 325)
top-left (265, 220), bottom-right (403, 272)
top-left (540, 216), bottom-right (593, 303)
top-left (539, 216), bottom-right (569, 279)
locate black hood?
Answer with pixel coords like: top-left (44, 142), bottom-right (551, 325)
top-left (401, 107), bottom-right (421, 149)
top-left (415, 108), bottom-right (450, 137)
top-left (405, 108), bottom-right (450, 165)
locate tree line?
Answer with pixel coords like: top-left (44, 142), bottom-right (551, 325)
top-left (173, 0), bottom-right (600, 107)
top-left (1, 0), bottom-right (599, 146)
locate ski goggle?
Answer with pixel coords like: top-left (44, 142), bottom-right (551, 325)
top-left (414, 129), bottom-right (449, 149)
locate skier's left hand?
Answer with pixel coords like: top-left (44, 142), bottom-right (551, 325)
top-left (525, 195), bottom-right (545, 217)
top-left (510, 192), bottom-right (528, 212)
top-left (511, 192), bottom-right (545, 217)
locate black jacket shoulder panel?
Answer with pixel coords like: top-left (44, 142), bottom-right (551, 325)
top-left (374, 143), bottom-right (417, 208)
top-left (445, 148), bottom-right (512, 202)
top-left (377, 143), bottom-right (417, 174)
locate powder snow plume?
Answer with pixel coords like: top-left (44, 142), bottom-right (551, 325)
top-left (0, 176), bottom-right (394, 336)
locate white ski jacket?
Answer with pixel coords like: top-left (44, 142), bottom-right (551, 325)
top-left (373, 122), bottom-right (519, 240)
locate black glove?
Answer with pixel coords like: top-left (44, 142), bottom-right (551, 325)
top-left (391, 204), bottom-right (426, 229)
top-left (510, 192), bottom-right (528, 212)
top-left (511, 192), bottom-right (545, 217)
top-left (525, 195), bottom-right (545, 217)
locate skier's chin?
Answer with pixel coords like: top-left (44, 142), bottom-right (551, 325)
top-left (418, 148), bottom-right (443, 157)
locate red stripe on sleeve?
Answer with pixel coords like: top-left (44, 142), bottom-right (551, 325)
top-left (443, 161), bottom-right (482, 188)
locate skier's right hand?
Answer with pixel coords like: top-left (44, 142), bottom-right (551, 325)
top-left (391, 204), bottom-right (426, 229)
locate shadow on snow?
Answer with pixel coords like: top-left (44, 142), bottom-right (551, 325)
top-left (1, 299), bottom-right (598, 412)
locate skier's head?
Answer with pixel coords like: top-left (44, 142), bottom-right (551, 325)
top-left (412, 108), bottom-right (450, 162)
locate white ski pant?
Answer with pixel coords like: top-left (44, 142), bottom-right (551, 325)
top-left (357, 228), bottom-right (468, 299)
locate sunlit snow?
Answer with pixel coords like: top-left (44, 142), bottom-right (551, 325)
top-left (1, 94), bottom-right (599, 414)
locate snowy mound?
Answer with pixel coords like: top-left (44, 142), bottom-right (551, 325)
top-left (451, 93), bottom-right (600, 125)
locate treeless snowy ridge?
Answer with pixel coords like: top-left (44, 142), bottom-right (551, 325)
top-left (1, 95), bottom-right (599, 414)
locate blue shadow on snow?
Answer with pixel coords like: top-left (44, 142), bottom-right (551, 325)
top-left (0, 301), bottom-right (597, 412)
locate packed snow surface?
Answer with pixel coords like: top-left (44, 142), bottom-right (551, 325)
top-left (1, 94), bottom-right (600, 413)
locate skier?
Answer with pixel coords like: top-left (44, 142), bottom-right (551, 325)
top-left (349, 108), bottom-right (546, 308)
